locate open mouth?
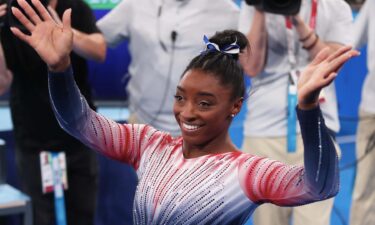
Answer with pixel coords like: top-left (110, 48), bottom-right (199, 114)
top-left (181, 123), bottom-right (203, 132)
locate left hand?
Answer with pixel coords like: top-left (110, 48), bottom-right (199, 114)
top-left (297, 46), bottom-right (359, 110)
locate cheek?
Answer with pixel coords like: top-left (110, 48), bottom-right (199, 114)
top-left (173, 103), bottom-right (180, 117)
top-left (206, 109), bottom-right (231, 124)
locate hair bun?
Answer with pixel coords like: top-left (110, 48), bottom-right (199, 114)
top-left (208, 30), bottom-right (249, 60)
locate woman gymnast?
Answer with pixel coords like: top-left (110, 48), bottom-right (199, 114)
top-left (10, 0), bottom-right (358, 224)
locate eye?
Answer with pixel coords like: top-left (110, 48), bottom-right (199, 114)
top-left (174, 95), bottom-right (184, 102)
top-left (198, 101), bottom-right (211, 109)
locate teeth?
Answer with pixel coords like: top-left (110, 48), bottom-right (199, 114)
top-left (182, 123), bottom-right (200, 131)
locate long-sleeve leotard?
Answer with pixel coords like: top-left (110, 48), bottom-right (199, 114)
top-left (48, 67), bottom-right (339, 224)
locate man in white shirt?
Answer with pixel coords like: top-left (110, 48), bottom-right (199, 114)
top-left (238, 0), bottom-right (353, 225)
top-left (350, 1), bottom-right (375, 224)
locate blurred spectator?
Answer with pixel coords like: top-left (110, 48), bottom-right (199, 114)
top-left (350, 1), bottom-right (375, 224)
top-left (238, 0), bottom-right (353, 225)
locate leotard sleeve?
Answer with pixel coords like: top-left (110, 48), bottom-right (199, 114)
top-left (48, 67), bottom-right (167, 170)
top-left (239, 107), bottom-right (339, 206)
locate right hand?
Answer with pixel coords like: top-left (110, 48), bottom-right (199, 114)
top-left (10, 0), bottom-right (73, 72)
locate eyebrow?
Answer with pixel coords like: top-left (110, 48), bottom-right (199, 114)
top-left (176, 86), bottom-right (185, 92)
top-left (176, 86), bottom-right (216, 98)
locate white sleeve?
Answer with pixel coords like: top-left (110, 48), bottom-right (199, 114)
top-left (238, 2), bottom-right (255, 34)
top-left (352, 0), bottom-right (370, 49)
top-left (320, 0), bottom-right (353, 45)
top-left (97, 0), bottom-right (133, 48)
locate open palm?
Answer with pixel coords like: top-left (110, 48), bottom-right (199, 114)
top-left (298, 46), bottom-right (359, 109)
top-left (10, 0), bottom-right (73, 71)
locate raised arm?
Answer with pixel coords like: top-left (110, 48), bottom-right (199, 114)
top-left (48, 67), bottom-right (160, 169)
top-left (292, 0), bottom-right (353, 59)
top-left (291, 14), bottom-right (343, 59)
top-left (10, 0), bottom-right (162, 169)
top-left (239, 106), bottom-right (337, 206)
top-left (71, 30), bottom-right (106, 62)
top-left (10, 0), bottom-right (73, 72)
top-left (238, 3), bottom-right (267, 77)
top-left (239, 46), bottom-right (359, 206)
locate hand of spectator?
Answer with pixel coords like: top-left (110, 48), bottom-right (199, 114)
top-left (0, 3), bottom-right (7, 17)
top-left (297, 46), bottom-right (359, 110)
top-left (10, 0), bottom-right (73, 72)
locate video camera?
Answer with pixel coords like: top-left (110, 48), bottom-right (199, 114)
top-left (245, 0), bottom-right (302, 15)
top-left (0, 0), bottom-right (49, 31)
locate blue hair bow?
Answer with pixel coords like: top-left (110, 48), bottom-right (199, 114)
top-left (203, 35), bottom-right (240, 55)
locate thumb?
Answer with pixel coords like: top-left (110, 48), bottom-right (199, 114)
top-left (62, 8), bottom-right (72, 31)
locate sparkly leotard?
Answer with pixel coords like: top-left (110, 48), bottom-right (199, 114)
top-left (48, 68), bottom-right (339, 225)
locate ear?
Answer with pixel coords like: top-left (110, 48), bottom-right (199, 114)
top-left (230, 97), bottom-right (244, 117)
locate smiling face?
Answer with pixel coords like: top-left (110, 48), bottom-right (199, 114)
top-left (173, 69), bottom-right (242, 150)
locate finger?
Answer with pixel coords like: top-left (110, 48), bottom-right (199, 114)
top-left (32, 0), bottom-right (53, 22)
top-left (17, 0), bottom-right (42, 24)
top-left (310, 47), bottom-right (330, 66)
top-left (47, 6), bottom-right (62, 25)
top-left (11, 6), bottom-right (35, 32)
top-left (327, 49), bottom-right (360, 73)
top-left (322, 72), bottom-right (337, 87)
top-left (62, 8), bottom-right (71, 31)
top-left (10, 26), bottom-right (32, 44)
top-left (312, 72), bottom-right (337, 94)
top-left (326, 45), bottom-right (352, 62)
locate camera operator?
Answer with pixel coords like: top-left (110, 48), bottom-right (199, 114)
top-left (238, 1), bottom-right (353, 225)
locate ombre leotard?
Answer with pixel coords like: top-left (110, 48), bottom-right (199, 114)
top-left (48, 68), bottom-right (339, 225)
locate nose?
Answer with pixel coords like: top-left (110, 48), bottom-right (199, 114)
top-left (179, 102), bottom-right (196, 120)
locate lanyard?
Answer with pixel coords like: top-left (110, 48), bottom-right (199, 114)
top-left (52, 152), bottom-right (67, 225)
top-left (285, 0), bottom-right (318, 153)
top-left (309, 0), bottom-right (318, 30)
top-left (40, 151), bottom-right (68, 225)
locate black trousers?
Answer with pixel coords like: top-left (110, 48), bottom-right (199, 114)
top-left (15, 144), bottom-right (98, 225)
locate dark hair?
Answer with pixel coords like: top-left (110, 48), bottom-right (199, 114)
top-left (182, 30), bottom-right (248, 100)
